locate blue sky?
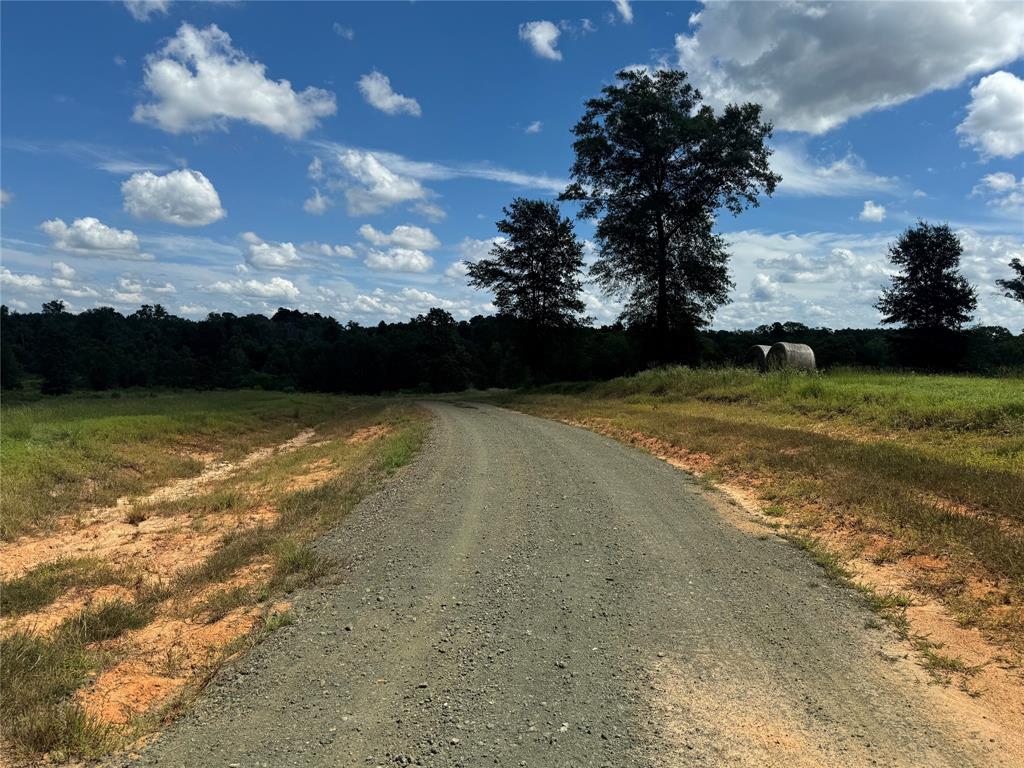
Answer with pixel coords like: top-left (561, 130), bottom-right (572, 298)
top-left (1, 0), bottom-right (1022, 329)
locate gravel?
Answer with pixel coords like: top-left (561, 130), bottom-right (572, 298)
top-left (124, 402), bottom-right (1001, 767)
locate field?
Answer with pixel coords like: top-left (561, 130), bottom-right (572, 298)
top-left (490, 368), bottom-right (1024, 668)
top-left (0, 390), bottom-right (429, 763)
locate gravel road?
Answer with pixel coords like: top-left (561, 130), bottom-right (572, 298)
top-left (127, 403), bottom-right (1005, 767)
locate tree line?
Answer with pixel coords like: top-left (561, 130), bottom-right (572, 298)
top-left (2, 302), bottom-right (1022, 396)
top-left (3, 69), bottom-right (1022, 395)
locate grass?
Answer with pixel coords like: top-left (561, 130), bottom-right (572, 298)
top-left (1, 558), bottom-right (128, 617)
top-left (0, 390), bottom-right (377, 540)
top-left (489, 366), bottom-right (1024, 650)
top-left (0, 390), bottom-right (430, 762)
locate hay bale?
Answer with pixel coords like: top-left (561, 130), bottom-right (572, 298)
top-left (767, 342), bottom-right (816, 372)
top-left (746, 345), bottom-right (772, 371)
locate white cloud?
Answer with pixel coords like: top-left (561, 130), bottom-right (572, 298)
top-left (303, 188), bottom-right (331, 215)
top-left (364, 248), bottom-right (433, 273)
top-left (178, 304), bottom-right (211, 316)
top-left (972, 172), bottom-right (1024, 211)
top-left (771, 145), bottom-right (896, 197)
top-left (302, 242), bottom-right (355, 259)
top-left (123, 0), bottom-right (170, 22)
top-left (412, 201), bottom-right (446, 222)
top-left (0, 189), bottom-right (10, 207)
top-left (331, 148), bottom-right (429, 215)
top-left (1, 268), bottom-right (46, 291)
top-left (122, 168), bottom-right (226, 226)
top-left (750, 273), bottom-right (783, 302)
top-left (241, 232), bottom-right (303, 269)
top-left (519, 21), bottom-right (562, 61)
top-left (445, 236), bottom-right (504, 279)
top-left (525, 120), bottom-right (543, 134)
top-left (957, 71), bottom-right (1024, 159)
top-left (310, 142), bottom-right (567, 217)
top-left (332, 22), bottom-right (354, 41)
top-left (676, 2), bottom-right (1024, 134)
top-left (134, 23), bottom-right (336, 138)
top-left (357, 71), bottom-right (421, 117)
top-left (859, 200), bottom-right (886, 223)
top-left (206, 276), bottom-right (300, 300)
top-left (53, 261), bottom-right (76, 280)
top-left (40, 217), bottom-right (151, 260)
top-left (358, 223), bottom-right (440, 250)
top-left (612, 0), bottom-right (633, 24)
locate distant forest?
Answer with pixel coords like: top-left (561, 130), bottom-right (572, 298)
top-left (2, 302), bottom-right (1022, 396)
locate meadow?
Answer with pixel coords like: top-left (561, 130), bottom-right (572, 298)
top-left (0, 390), bottom-right (428, 762)
top-left (490, 367), bottom-right (1024, 656)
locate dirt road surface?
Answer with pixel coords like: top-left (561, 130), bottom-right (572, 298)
top-left (126, 403), bottom-right (1012, 767)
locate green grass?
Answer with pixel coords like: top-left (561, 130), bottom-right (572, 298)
top-left (1, 558), bottom-right (128, 617)
top-left (0, 390), bottom-right (376, 540)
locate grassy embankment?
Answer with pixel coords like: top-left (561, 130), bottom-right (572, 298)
top-left (491, 368), bottom-right (1024, 661)
top-left (0, 390), bottom-right (428, 763)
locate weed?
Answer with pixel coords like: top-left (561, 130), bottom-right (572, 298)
top-left (263, 609), bottom-right (294, 632)
top-left (0, 558), bottom-right (123, 617)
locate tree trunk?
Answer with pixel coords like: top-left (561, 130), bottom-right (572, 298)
top-left (655, 216), bottom-right (669, 363)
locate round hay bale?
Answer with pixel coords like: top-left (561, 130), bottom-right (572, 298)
top-left (767, 342), bottom-right (816, 372)
top-left (746, 345), bottom-right (771, 371)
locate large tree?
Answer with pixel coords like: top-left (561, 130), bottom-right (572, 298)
top-left (997, 257), bottom-right (1024, 304)
top-left (466, 197), bottom-right (587, 331)
top-left (562, 68), bottom-right (779, 359)
top-left (876, 222), bottom-right (977, 330)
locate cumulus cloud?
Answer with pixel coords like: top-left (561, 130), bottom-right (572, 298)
top-left (332, 22), bottom-right (354, 40)
top-left (771, 145), bottom-right (896, 197)
top-left (519, 21), bottom-right (562, 61)
top-left (525, 120), bottom-right (543, 134)
top-left (122, 168), bottom-right (226, 226)
top-left (303, 188), bottom-right (331, 215)
top-left (859, 201), bottom-right (886, 222)
top-left (412, 201), bottom-right (446, 222)
top-left (309, 142), bottom-right (566, 217)
top-left (612, 0), bottom-right (633, 23)
top-left (134, 23), bottom-right (336, 138)
top-left (123, 0), bottom-right (170, 22)
top-left (331, 148), bottom-right (429, 215)
top-left (358, 223), bottom-right (440, 250)
top-left (357, 71), bottom-right (421, 117)
top-left (206, 276), bottom-right (300, 300)
top-left (0, 189), bottom-right (11, 207)
top-left (972, 172), bottom-right (1024, 211)
top-left (445, 236), bottom-right (504, 279)
top-left (241, 232), bottom-right (303, 269)
top-left (750, 273), bottom-right (783, 302)
top-left (364, 248), bottom-right (433, 273)
top-left (40, 217), bottom-right (151, 260)
top-left (957, 71), bottom-right (1024, 159)
top-left (676, 2), bottom-right (1024, 134)
top-left (302, 242), bottom-right (356, 259)
top-left (1, 268), bottom-right (46, 291)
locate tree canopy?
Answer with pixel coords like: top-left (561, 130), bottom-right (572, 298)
top-left (562, 68), bottom-right (779, 359)
top-left (997, 258), bottom-right (1024, 305)
top-left (466, 198), bottom-right (587, 331)
top-left (876, 222), bottom-right (978, 331)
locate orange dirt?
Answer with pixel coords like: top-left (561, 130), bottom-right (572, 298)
top-left (76, 607), bottom-right (263, 725)
top-left (346, 424), bottom-right (392, 444)
top-left (2, 584), bottom-right (136, 637)
top-left (0, 429), bottom-right (315, 581)
top-left (284, 457), bottom-right (344, 492)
